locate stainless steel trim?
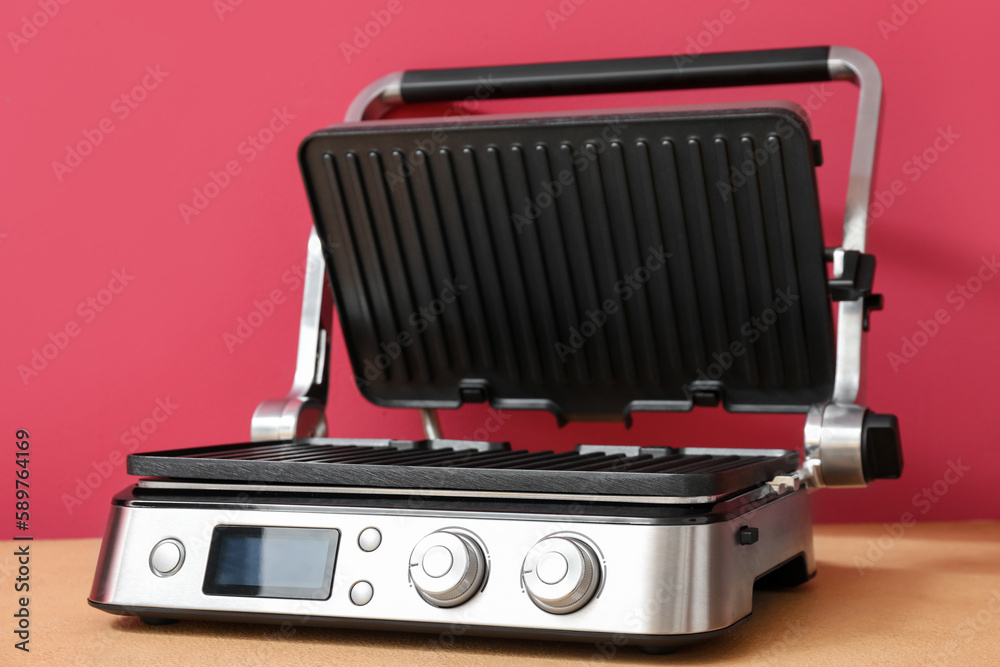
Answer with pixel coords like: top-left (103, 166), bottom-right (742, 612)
top-left (832, 247), bottom-right (845, 279)
top-left (828, 46), bottom-right (883, 407)
top-left (119, 496), bottom-right (669, 526)
top-left (90, 505), bottom-right (131, 602)
top-left (251, 228), bottom-right (330, 441)
top-left (832, 298), bottom-right (868, 406)
top-left (420, 408), bottom-right (443, 440)
top-left (135, 479), bottom-right (731, 506)
top-left (801, 402), bottom-right (868, 488)
top-left (289, 230), bottom-right (328, 396)
top-left (802, 403), bottom-right (824, 487)
top-left (344, 72), bottom-right (404, 122)
top-left (828, 46), bottom-right (882, 254)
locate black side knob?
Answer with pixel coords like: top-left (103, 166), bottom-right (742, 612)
top-left (861, 411), bottom-right (903, 482)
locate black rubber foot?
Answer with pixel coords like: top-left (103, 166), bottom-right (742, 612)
top-left (140, 617), bottom-right (179, 626)
top-left (638, 645), bottom-right (677, 655)
top-left (754, 552), bottom-right (814, 589)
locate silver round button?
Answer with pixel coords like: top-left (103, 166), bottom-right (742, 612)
top-left (358, 527), bottom-right (382, 552)
top-left (408, 531), bottom-right (485, 607)
top-left (522, 536), bottom-right (600, 614)
top-left (350, 581), bottom-right (374, 606)
top-left (149, 538), bottom-right (185, 577)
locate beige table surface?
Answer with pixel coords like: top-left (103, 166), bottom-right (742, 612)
top-left (3, 520), bottom-right (999, 666)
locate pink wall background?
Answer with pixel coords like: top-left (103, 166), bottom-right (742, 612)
top-left (3, 0), bottom-right (998, 539)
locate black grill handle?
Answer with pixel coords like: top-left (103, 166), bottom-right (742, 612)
top-left (399, 46), bottom-right (832, 104)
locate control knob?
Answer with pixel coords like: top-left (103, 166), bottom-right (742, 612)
top-left (521, 536), bottom-right (601, 614)
top-left (408, 530), bottom-right (485, 607)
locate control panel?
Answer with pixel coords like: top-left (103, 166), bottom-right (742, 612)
top-left (146, 525), bottom-right (602, 613)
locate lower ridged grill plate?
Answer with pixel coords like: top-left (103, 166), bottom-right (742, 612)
top-left (128, 439), bottom-right (797, 498)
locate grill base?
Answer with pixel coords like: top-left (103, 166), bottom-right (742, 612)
top-left (90, 483), bottom-right (815, 644)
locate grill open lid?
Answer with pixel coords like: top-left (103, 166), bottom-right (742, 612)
top-left (293, 45), bottom-right (891, 425)
top-left (301, 102), bottom-right (834, 420)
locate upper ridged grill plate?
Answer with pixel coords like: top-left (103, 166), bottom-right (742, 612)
top-left (299, 103), bottom-right (834, 419)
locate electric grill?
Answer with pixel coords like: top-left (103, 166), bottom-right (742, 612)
top-left (90, 46), bottom-right (903, 652)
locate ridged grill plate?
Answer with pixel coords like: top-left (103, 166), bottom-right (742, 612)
top-left (300, 103), bottom-right (834, 418)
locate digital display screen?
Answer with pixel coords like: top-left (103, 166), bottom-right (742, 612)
top-left (202, 526), bottom-right (339, 600)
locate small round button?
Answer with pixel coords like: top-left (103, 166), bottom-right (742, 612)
top-left (149, 539), bottom-right (185, 577)
top-left (358, 527), bottom-right (382, 552)
top-left (350, 581), bottom-right (374, 606)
